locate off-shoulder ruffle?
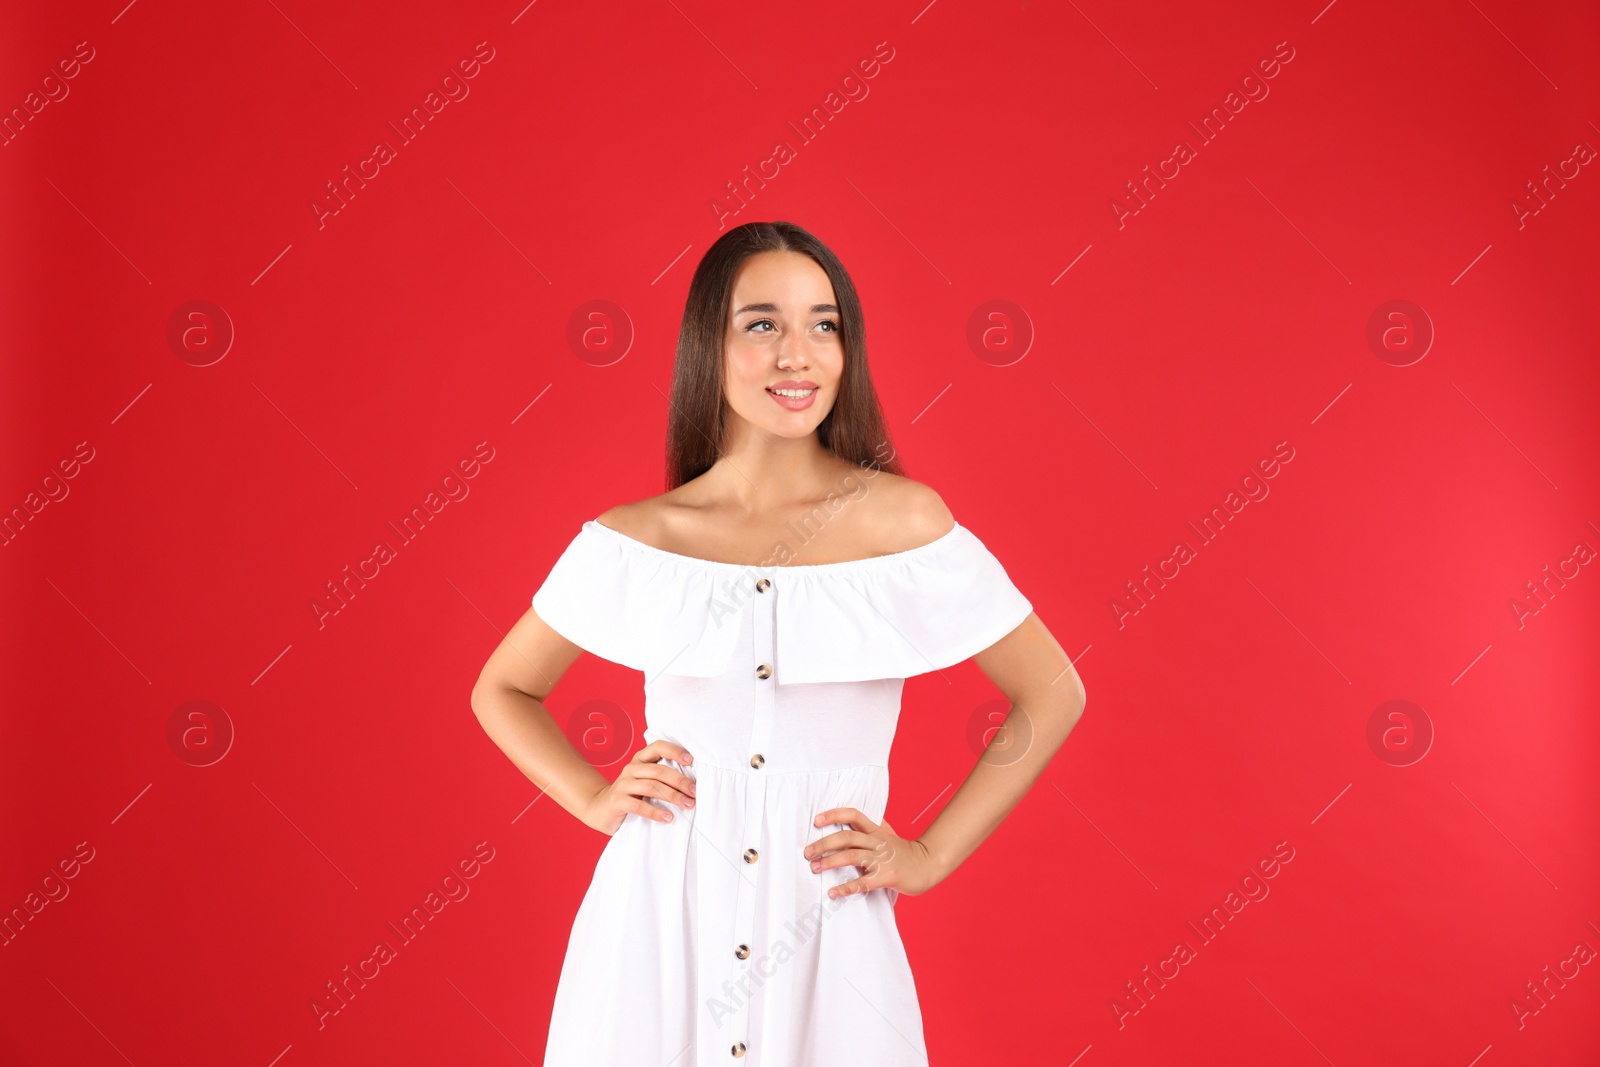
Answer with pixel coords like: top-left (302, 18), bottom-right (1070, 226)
top-left (531, 519), bottom-right (1033, 684)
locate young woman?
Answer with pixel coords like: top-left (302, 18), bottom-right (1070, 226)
top-left (471, 221), bottom-right (1086, 1065)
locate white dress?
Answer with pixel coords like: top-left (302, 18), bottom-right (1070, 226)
top-left (531, 518), bottom-right (1033, 1066)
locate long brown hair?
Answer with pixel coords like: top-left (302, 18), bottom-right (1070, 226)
top-left (665, 221), bottom-right (905, 490)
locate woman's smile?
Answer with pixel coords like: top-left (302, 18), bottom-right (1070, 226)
top-left (767, 380), bottom-right (818, 410)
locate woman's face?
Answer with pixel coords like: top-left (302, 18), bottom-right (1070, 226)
top-left (722, 251), bottom-right (844, 440)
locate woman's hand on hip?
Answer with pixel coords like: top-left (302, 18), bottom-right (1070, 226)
top-left (580, 740), bottom-right (696, 836)
top-left (804, 807), bottom-right (945, 899)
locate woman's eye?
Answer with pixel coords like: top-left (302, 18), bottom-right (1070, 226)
top-left (744, 318), bottom-right (839, 334)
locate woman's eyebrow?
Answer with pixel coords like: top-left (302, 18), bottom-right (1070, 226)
top-left (733, 302), bottom-right (841, 316)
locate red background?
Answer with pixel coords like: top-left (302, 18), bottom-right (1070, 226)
top-left (3, 1), bottom-right (1598, 1064)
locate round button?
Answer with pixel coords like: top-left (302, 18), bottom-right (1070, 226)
top-left (749, 753), bottom-right (765, 769)
top-left (756, 664), bottom-right (771, 679)
top-left (743, 848), bottom-right (759, 863)
top-left (731, 1042), bottom-right (747, 1057)
top-left (756, 578), bottom-right (771, 593)
top-left (735, 944), bottom-right (750, 959)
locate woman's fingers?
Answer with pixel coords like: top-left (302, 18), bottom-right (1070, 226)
top-left (636, 739), bottom-right (693, 768)
top-left (625, 795), bottom-right (675, 823)
top-left (626, 773), bottom-right (695, 810)
top-left (610, 742), bottom-right (698, 824)
top-left (814, 806), bottom-right (872, 827)
top-left (808, 846), bottom-right (876, 873)
top-left (803, 828), bottom-right (868, 861)
top-left (632, 762), bottom-right (697, 801)
top-left (806, 804), bottom-right (874, 864)
top-left (590, 743), bottom-right (699, 829)
top-left (828, 872), bottom-right (876, 899)
top-left (627, 764), bottom-right (696, 808)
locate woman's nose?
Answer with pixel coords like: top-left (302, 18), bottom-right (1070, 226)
top-left (777, 342), bottom-right (808, 370)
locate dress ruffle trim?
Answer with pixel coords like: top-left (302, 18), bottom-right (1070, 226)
top-left (532, 519), bottom-right (1033, 684)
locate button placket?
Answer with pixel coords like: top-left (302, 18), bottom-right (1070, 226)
top-left (728, 572), bottom-right (776, 1059)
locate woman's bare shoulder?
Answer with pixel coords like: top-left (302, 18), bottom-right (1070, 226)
top-left (594, 499), bottom-right (655, 538)
top-left (594, 489), bottom-right (691, 544)
top-left (862, 473), bottom-right (955, 551)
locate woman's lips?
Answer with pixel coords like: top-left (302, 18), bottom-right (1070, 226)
top-left (766, 385), bottom-right (817, 411)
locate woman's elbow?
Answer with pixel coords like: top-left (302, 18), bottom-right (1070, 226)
top-left (469, 676), bottom-right (504, 724)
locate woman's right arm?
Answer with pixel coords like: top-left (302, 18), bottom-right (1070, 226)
top-left (469, 605), bottom-right (697, 835)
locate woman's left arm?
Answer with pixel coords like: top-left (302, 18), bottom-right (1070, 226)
top-left (807, 612), bottom-right (1086, 898)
